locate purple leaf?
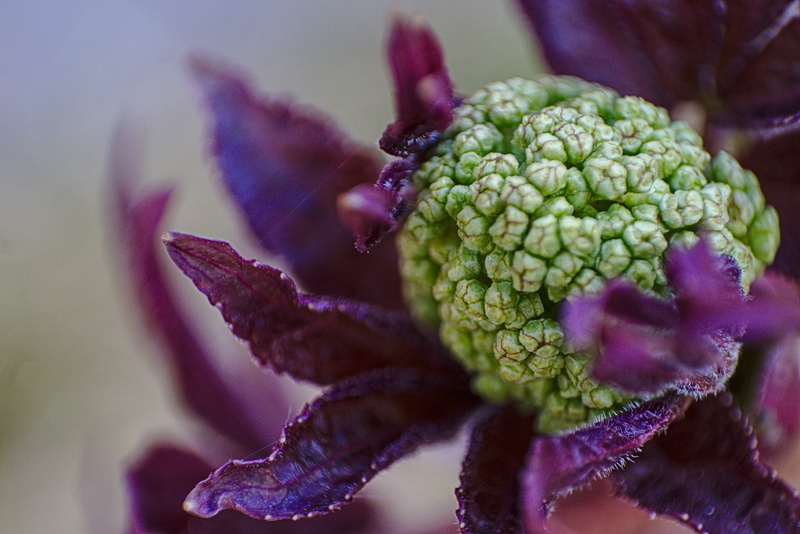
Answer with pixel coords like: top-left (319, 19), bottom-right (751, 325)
top-left (379, 15), bottom-right (454, 158)
top-left (514, 0), bottom-right (709, 108)
top-left (562, 240), bottom-right (744, 395)
top-left (755, 331), bottom-right (800, 458)
top-left (666, 236), bottom-right (746, 339)
top-left (350, 16), bottom-right (456, 252)
top-left (343, 158), bottom-right (419, 252)
top-left (109, 124), bottom-right (281, 451)
top-left (190, 57), bottom-right (404, 309)
top-left (613, 393), bottom-right (800, 533)
top-left (744, 272), bottom-right (800, 343)
top-left (516, 0), bottom-right (800, 132)
top-left (125, 443), bottom-right (376, 534)
top-left (337, 183), bottom-right (398, 253)
top-left (521, 394), bottom-right (688, 534)
top-left (184, 370), bottom-right (479, 520)
top-left (163, 232), bottom-right (464, 386)
top-left (716, 1), bottom-right (800, 131)
top-left (456, 406), bottom-right (533, 534)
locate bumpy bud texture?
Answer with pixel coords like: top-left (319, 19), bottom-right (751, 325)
top-left (397, 76), bottom-right (779, 433)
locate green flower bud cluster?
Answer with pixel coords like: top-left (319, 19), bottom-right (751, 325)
top-left (397, 76), bottom-right (780, 434)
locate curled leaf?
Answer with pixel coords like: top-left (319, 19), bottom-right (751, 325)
top-left (191, 57), bottom-right (403, 308)
top-left (614, 393), bottom-right (800, 533)
top-left (456, 406), bottom-right (533, 534)
top-left (563, 240), bottom-right (744, 396)
top-left (163, 232), bottom-right (463, 386)
top-left (184, 370), bottom-right (479, 520)
top-left (380, 15), bottom-right (455, 157)
top-left (125, 444), bottom-right (376, 534)
top-left (522, 394), bottom-right (688, 534)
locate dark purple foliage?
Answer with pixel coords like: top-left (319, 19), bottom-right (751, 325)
top-left (337, 183), bottom-right (398, 253)
top-left (343, 158), bottom-right (421, 252)
top-left (744, 272), bottom-right (800, 456)
top-left (184, 370), bottom-right (479, 520)
top-left (614, 394), bottom-right (800, 533)
top-left (379, 15), bottom-right (455, 157)
top-left (163, 232), bottom-right (464, 386)
top-left (127, 444), bottom-right (376, 534)
top-left (112, 127), bottom-right (378, 534)
top-left (456, 406), bottom-right (534, 534)
top-left (743, 271), bottom-right (800, 343)
top-left (346, 16), bottom-right (458, 252)
top-left (190, 57), bottom-right (404, 309)
top-left (516, 0), bottom-right (800, 133)
top-left (563, 240), bottom-right (744, 395)
top-left (115, 7), bottom-right (800, 533)
top-left (522, 394), bottom-right (688, 534)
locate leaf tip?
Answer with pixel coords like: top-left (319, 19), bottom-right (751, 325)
top-left (182, 481), bottom-right (219, 519)
top-left (161, 231), bottom-right (177, 244)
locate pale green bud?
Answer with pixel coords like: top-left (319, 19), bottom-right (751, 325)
top-left (568, 268), bottom-right (606, 296)
top-left (453, 123), bottom-right (503, 158)
top-left (625, 258), bottom-right (658, 289)
top-left (700, 183), bottom-right (732, 231)
top-left (520, 319), bottom-right (565, 378)
top-left (565, 167), bottom-right (591, 210)
top-left (669, 164), bottom-right (707, 190)
top-left (553, 121), bottom-right (595, 163)
top-left (500, 175), bottom-right (544, 214)
top-left (622, 220), bottom-right (668, 258)
top-left (526, 133), bottom-right (568, 163)
top-left (489, 206), bottom-right (530, 250)
top-left (545, 251), bottom-right (584, 290)
top-left (485, 249), bottom-right (514, 282)
top-left (537, 196), bottom-right (574, 218)
top-left (597, 238), bottom-right (632, 277)
top-left (456, 206), bottom-right (492, 252)
top-left (616, 118), bottom-right (654, 154)
top-left (453, 279), bottom-right (487, 323)
top-left (444, 184), bottom-right (471, 218)
top-left (750, 207), bottom-right (780, 264)
top-left (446, 246), bottom-right (481, 281)
top-left (583, 157), bottom-right (628, 200)
top-left (641, 139), bottom-right (682, 176)
top-left (621, 153), bottom-right (657, 193)
top-left (615, 95), bottom-right (669, 128)
top-left (559, 215), bottom-right (601, 257)
top-left (524, 213), bottom-right (561, 258)
top-left (727, 189), bottom-right (757, 238)
top-left (397, 75), bottom-right (780, 433)
top-left (597, 204), bottom-right (635, 239)
top-left (525, 159), bottom-right (569, 195)
top-left (511, 250), bottom-right (548, 292)
top-left (485, 282), bottom-right (520, 326)
top-left (475, 152), bottom-right (520, 179)
top-left (471, 173), bottom-right (506, 216)
top-left (454, 151), bottom-right (484, 184)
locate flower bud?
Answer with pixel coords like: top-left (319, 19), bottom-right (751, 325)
top-left (397, 75), bottom-right (780, 433)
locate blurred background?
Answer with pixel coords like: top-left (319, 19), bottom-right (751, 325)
top-left (0, 1), bottom-right (540, 532)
